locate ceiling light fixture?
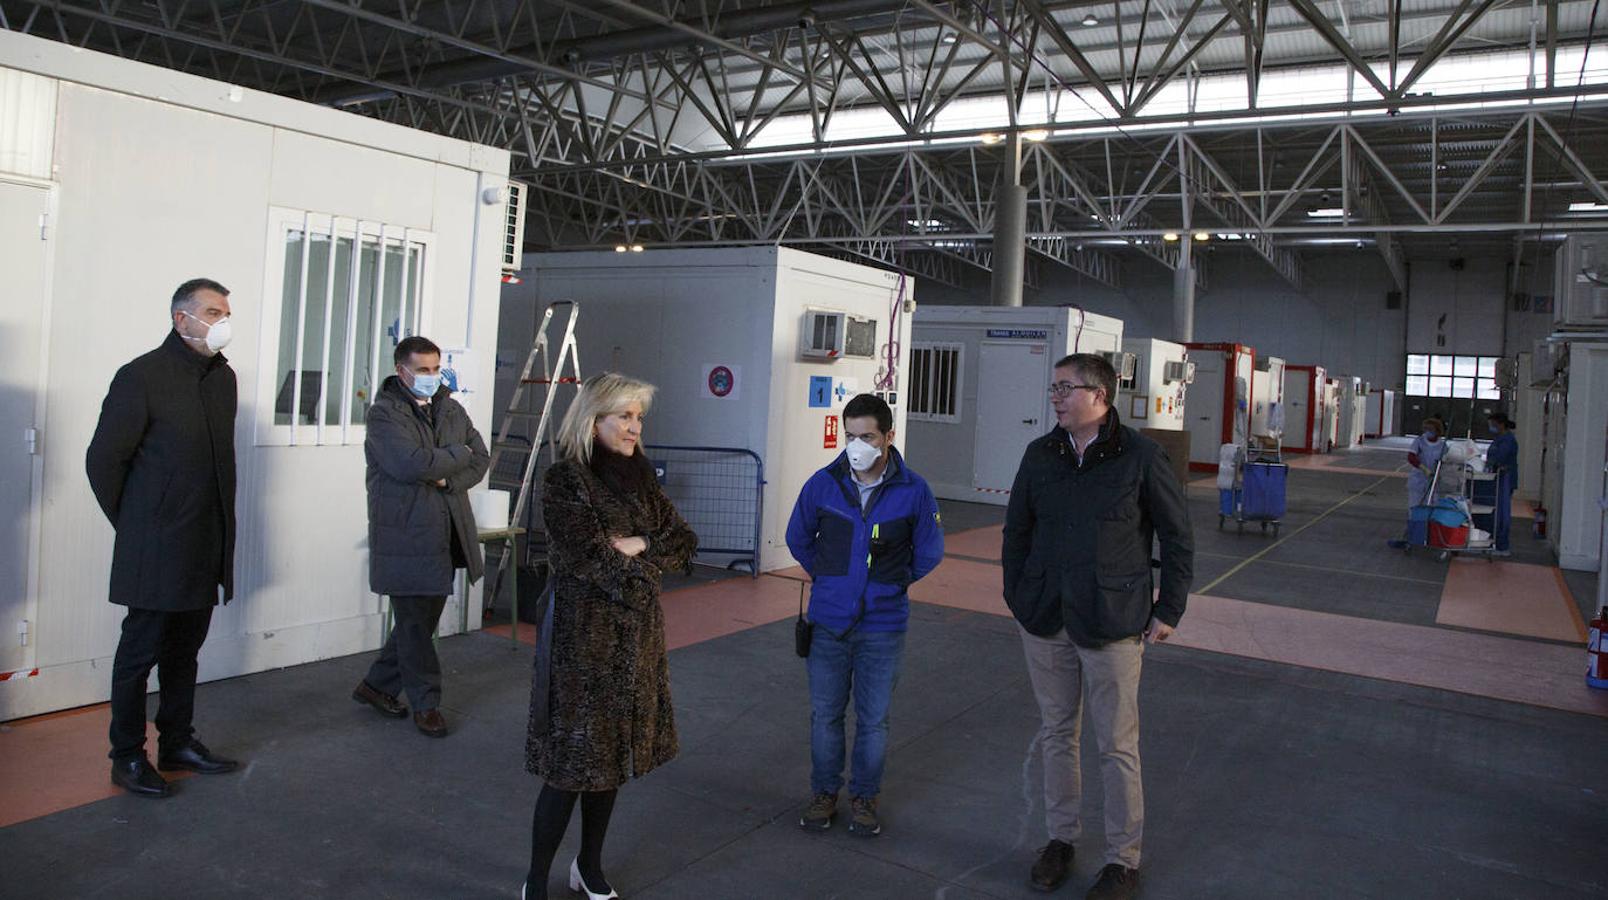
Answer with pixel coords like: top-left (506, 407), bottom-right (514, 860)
top-left (1162, 232), bottom-right (1180, 242)
top-left (941, 32), bottom-right (958, 43)
top-left (614, 245), bottom-right (627, 252)
top-left (1307, 207), bottom-right (1347, 217)
top-left (1022, 129), bottom-right (1050, 142)
top-left (630, 244), bottom-right (645, 252)
top-left (1080, 13), bottom-right (1098, 26)
top-left (980, 132), bottom-right (1005, 145)
top-left (1193, 231), bottom-right (1210, 241)
top-left (1568, 201), bottom-right (1608, 212)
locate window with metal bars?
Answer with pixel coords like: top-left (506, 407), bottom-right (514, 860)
top-left (255, 208), bottom-right (435, 446)
top-left (907, 342), bottom-right (963, 423)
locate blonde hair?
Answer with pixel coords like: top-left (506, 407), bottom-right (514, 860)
top-left (557, 372), bottom-right (657, 464)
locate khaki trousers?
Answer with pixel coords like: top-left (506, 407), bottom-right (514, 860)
top-left (1018, 624), bottom-right (1145, 868)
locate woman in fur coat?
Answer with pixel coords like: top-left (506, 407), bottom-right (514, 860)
top-left (524, 372), bottom-right (697, 900)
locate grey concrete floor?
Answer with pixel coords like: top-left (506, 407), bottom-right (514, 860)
top-left (2, 607), bottom-right (1603, 900)
top-left (5, 446), bottom-right (1604, 900)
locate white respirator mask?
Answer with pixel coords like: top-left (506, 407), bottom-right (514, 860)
top-left (845, 438), bottom-right (882, 473)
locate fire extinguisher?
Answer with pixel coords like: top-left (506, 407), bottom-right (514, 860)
top-left (1590, 607), bottom-right (1608, 691)
top-left (1532, 505), bottom-right (1547, 538)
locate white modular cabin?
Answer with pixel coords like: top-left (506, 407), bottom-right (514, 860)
top-left (1334, 376), bottom-right (1369, 448)
top-left (1365, 389), bottom-right (1399, 438)
top-left (1250, 356), bottom-right (1287, 442)
top-left (1119, 338), bottom-right (1191, 431)
top-left (1182, 343), bottom-right (1256, 470)
top-left (905, 306), bottom-right (1124, 506)
top-left (497, 247), bottom-right (912, 573)
top-left (0, 31), bottom-right (511, 720)
top-left (1547, 340), bottom-right (1608, 572)
top-left (1282, 365), bottom-right (1328, 453)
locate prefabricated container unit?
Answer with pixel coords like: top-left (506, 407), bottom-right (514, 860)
top-left (0, 31), bottom-right (511, 720)
top-left (1365, 389), bottom-right (1398, 438)
top-left (1281, 365), bottom-right (1328, 453)
top-left (1333, 376), bottom-right (1368, 448)
top-left (1322, 380), bottom-right (1344, 451)
top-left (1120, 338), bottom-right (1192, 431)
top-left (1183, 343), bottom-right (1256, 470)
top-left (1250, 356), bottom-right (1287, 442)
top-left (501, 247), bottom-right (912, 572)
top-left (1546, 339), bottom-right (1608, 572)
top-left (905, 306), bottom-right (1124, 506)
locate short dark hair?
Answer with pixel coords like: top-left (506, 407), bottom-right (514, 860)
top-left (843, 393), bottom-right (893, 433)
top-left (394, 335), bottom-right (442, 366)
top-left (1053, 353), bottom-right (1117, 406)
top-left (171, 278), bottom-right (229, 313)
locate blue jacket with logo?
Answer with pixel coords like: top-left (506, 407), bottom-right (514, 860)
top-left (785, 447), bottom-right (945, 634)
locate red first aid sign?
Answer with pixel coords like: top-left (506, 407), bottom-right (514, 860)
top-left (823, 415), bottom-right (839, 449)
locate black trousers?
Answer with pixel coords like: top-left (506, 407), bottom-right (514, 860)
top-left (364, 595), bottom-right (448, 711)
top-left (108, 606), bottom-right (215, 761)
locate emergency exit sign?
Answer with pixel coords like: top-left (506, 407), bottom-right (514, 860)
top-left (986, 328), bottom-right (1048, 339)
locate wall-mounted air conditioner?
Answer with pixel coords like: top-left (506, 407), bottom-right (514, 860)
top-left (1103, 351), bottom-right (1137, 382)
top-left (1555, 234), bottom-right (1608, 330)
top-left (802, 309), bottom-right (877, 359)
top-left (1164, 359), bottom-right (1196, 384)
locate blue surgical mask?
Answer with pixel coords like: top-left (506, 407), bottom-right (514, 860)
top-left (407, 370), bottom-right (442, 398)
top-left (1488, 423), bottom-right (1500, 435)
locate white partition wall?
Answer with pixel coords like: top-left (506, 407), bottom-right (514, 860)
top-left (0, 31), bottom-right (510, 719)
top-left (506, 247), bottom-right (912, 572)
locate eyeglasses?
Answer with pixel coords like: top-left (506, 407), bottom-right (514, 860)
top-left (1048, 382), bottom-right (1099, 398)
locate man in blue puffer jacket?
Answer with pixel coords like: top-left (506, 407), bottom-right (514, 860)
top-left (786, 393), bottom-right (945, 839)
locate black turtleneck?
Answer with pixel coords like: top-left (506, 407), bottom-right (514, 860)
top-left (589, 442), bottom-right (657, 500)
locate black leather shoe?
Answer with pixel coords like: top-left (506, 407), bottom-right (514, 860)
top-left (413, 708), bottom-right (449, 738)
top-left (1085, 864), bottom-right (1139, 900)
top-left (158, 740), bottom-right (239, 774)
top-left (352, 680), bottom-right (408, 718)
top-left (111, 757), bottom-right (172, 798)
top-left (1031, 840), bottom-right (1075, 892)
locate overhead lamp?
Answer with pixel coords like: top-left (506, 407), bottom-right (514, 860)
top-left (980, 132), bottom-right (1005, 145)
top-left (941, 32), bottom-right (958, 43)
top-left (1193, 231), bottom-right (1210, 241)
top-left (1022, 129), bottom-right (1050, 142)
top-left (614, 245), bottom-right (628, 252)
top-left (630, 244), bottom-right (645, 252)
top-left (1307, 207), bottom-right (1346, 217)
top-left (1080, 13), bottom-right (1098, 26)
top-left (1568, 201), bottom-right (1608, 212)
top-left (1162, 232), bottom-right (1180, 242)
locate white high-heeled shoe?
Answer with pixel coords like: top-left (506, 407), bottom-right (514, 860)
top-left (568, 859), bottom-right (619, 900)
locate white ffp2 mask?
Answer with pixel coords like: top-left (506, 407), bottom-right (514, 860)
top-left (182, 311), bottom-right (233, 353)
top-left (845, 438), bottom-right (881, 472)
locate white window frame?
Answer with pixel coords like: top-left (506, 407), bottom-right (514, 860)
top-left (907, 341), bottom-right (964, 424)
top-left (1404, 353), bottom-right (1501, 400)
top-left (255, 207), bottom-right (436, 447)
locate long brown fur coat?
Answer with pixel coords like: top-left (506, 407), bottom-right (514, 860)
top-left (525, 455), bottom-right (697, 791)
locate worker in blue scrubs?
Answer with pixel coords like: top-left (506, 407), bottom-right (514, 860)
top-left (1484, 413), bottom-right (1519, 557)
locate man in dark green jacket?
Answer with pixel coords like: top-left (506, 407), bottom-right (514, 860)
top-left (351, 336), bottom-right (489, 738)
top-left (1002, 353), bottom-right (1194, 900)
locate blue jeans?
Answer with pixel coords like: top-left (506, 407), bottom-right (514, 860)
top-left (807, 627), bottom-right (905, 798)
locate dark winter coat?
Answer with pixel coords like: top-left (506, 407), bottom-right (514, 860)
top-left (365, 376), bottom-right (490, 596)
top-left (1002, 411), bottom-right (1194, 645)
top-left (526, 454), bottom-right (698, 792)
top-left (86, 330), bottom-right (237, 611)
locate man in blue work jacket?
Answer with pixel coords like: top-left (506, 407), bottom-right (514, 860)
top-left (787, 393), bottom-right (945, 838)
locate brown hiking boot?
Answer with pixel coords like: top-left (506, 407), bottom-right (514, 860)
top-left (848, 795), bottom-right (882, 837)
top-left (799, 792), bottom-right (837, 831)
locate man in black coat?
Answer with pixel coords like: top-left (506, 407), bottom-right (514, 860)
top-left (1002, 353), bottom-right (1194, 900)
top-left (351, 335), bottom-right (490, 738)
top-left (86, 277), bottom-right (242, 798)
